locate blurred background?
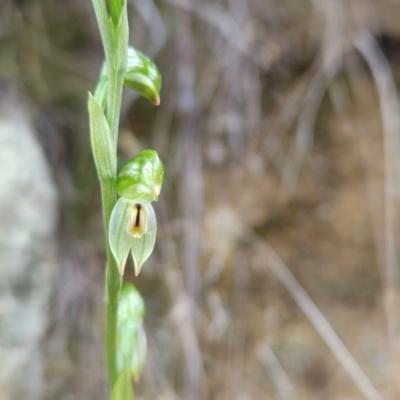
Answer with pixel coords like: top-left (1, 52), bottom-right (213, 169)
top-left (1, 0), bottom-right (400, 399)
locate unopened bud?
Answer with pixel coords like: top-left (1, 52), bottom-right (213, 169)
top-left (125, 46), bottom-right (162, 106)
top-left (117, 149), bottom-right (164, 203)
top-left (118, 284), bottom-right (147, 382)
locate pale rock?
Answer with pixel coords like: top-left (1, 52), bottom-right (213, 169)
top-left (0, 91), bottom-right (57, 400)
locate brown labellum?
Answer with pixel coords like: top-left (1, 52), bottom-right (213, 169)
top-left (127, 204), bottom-right (147, 238)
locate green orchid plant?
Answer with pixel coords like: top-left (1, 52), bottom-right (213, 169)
top-left (110, 150), bottom-right (164, 276)
top-left (88, 0), bottom-right (163, 398)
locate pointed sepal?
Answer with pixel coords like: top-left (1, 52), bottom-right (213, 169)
top-left (130, 203), bottom-right (157, 276)
top-left (109, 198), bottom-right (135, 275)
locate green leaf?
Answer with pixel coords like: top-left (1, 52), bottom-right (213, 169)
top-left (94, 71), bottom-right (108, 111)
top-left (130, 203), bottom-right (157, 276)
top-left (91, 0), bottom-right (113, 64)
top-left (107, 0), bottom-right (129, 147)
top-left (111, 370), bottom-right (134, 400)
top-left (125, 47), bottom-right (162, 105)
top-left (111, 0), bottom-right (128, 73)
top-left (88, 93), bottom-right (117, 181)
top-left (109, 0), bottom-right (124, 26)
top-left (92, 56), bottom-right (114, 118)
top-left (117, 150), bottom-right (164, 202)
top-left (109, 198), bottom-right (135, 275)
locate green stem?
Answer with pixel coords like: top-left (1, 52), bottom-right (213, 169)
top-left (107, 68), bottom-right (126, 148)
top-left (91, 0), bottom-right (113, 63)
top-left (105, 258), bottom-right (121, 387)
top-left (106, 5), bottom-right (128, 147)
top-left (102, 10), bottom-right (128, 393)
top-left (91, 0), bottom-right (129, 393)
top-left (100, 180), bottom-right (122, 388)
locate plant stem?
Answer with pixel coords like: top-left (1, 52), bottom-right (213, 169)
top-left (102, 10), bottom-right (128, 389)
top-left (107, 68), bottom-right (126, 148)
top-left (101, 179), bottom-right (122, 388)
top-left (90, 0), bottom-right (131, 393)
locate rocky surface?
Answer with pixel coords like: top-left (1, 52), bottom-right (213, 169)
top-left (0, 89), bottom-right (57, 400)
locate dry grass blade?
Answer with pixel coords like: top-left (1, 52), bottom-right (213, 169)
top-left (281, 69), bottom-right (328, 192)
top-left (156, 199), bottom-right (206, 400)
top-left (251, 235), bottom-right (383, 400)
top-left (282, 0), bottom-right (344, 192)
top-left (256, 342), bottom-right (295, 399)
top-left (354, 31), bottom-right (400, 397)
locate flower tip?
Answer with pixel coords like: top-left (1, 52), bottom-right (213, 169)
top-left (151, 94), bottom-right (160, 106)
top-left (134, 263), bottom-right (142, 277)
top-left (153, 184), bottom-right (161, 199)
top-left (117, 263), bottom-right (125, 276)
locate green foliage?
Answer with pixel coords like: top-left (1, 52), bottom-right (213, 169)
top-left (94, 71), bottom-right (109, 111)
top-left (109, 0), bottom-right (125, 26)
top-left (88, 93), bottom-right (117, 181)
top-left (88, 0), bottom-right (163, 396)
top-left (111, 370), bottom-right (134, 400)
top-left (91, 0), bottom-right (113, 63)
